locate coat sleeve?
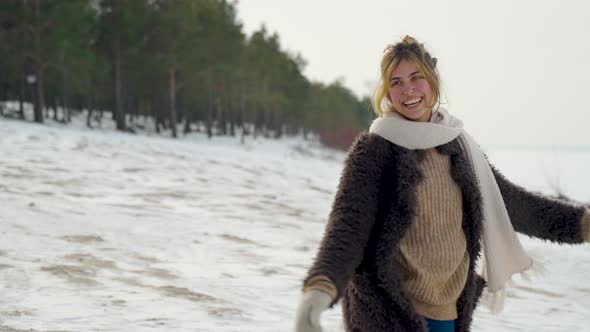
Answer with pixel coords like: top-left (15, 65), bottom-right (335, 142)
top-left (491, 164), bottom-right (587, 244)
top-left (304, 133), bottom-right (391, 305)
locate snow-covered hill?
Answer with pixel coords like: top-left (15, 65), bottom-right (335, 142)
top-left (1, 116), bottom-right (589, 331)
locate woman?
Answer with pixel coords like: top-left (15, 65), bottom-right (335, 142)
top-left (294, 36), bottom-right (590, 332)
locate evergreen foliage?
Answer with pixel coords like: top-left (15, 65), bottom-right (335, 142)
top-left (0, 0), bottom-right (373, 149)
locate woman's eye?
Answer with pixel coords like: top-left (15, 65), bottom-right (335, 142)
top-left (390, 81), bottom-right (401, 86)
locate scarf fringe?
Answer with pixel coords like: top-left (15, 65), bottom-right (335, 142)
top-left (481, 254), bottom-right (545, 315)
top-left (521, 254), bottom-right (546, 281)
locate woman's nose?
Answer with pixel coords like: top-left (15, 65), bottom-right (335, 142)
top-left (404, 85), bottom-right (416, 95)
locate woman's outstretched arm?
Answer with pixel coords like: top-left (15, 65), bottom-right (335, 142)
top-left (303, 133), bottom-right (392, 305)
top-left (491, 165), bottom-right (590, 244)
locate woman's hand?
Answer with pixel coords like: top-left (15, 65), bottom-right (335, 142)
top-left (294, 289), bottom-right (332, 332)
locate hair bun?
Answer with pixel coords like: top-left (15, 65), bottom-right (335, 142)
top-left (402, 35), bottom-right (417, 44)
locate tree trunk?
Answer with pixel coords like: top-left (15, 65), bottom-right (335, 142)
top-left (97, 107), bottom-right (104, 127)
top-left (183, 111), bottom-right (191, 135)
top-left (65, 105), bottom-right (71, 123)
top-left (59, 61), bottom-right (67, 122)
top-left (253, 109), bottom-right (261, 139)
top-left (43, 95), bottom-right (49, 119)
top-left (168, 67), bottom-right (177, 138)
top-left (145, 98), bottom-right (152, 128)
top-left (86, 94), bottom-right (94, 128)
top-left (154, 99), bottom-right (161, 133)
top-left (32, 0), bottom-right (44, 123)
top-left (263, 109), bottom-right (271, 138)
top-left (52, 97), bottom-right (59, 121)
top-left (86, 109), bottom-right (93, 128)
top-left (206, 77), bottom-right (213, 139)
top-left (274, 121), bottom-right (282, 139)
top-left (18, 75), bottom-right (25, 120)
top-left (239, 88), bottom-right (247, 144)
top-left (33, 69), bottom-right (45, 123)
top-left (113, 52), bottom-right (125, 131)
top-left (217, 99), bottom-right (226, 136)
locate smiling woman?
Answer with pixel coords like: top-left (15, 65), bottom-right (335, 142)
top-left (374, 36), bottom-right (440, 122)
top-left (388, 61), bottom-right (433, 121)
top-left (387, 59), bottom-right (433, 121)
top-left (293, 35), bottom-right (590, 332)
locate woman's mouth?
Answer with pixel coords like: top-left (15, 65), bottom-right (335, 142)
top-left (403, 97), bottom-right (423, 107)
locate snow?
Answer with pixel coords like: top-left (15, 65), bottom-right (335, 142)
top-left (1, 112), bottom-right (589, 331)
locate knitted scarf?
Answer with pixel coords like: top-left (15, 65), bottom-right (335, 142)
top-left (369, 107), bottom-right (543, 314)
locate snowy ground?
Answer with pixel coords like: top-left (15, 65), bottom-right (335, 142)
top-left (1, 112), bottom-right (590, 331)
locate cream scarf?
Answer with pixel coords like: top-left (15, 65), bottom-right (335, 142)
top-left (369, 107), bottom-right (543, 314)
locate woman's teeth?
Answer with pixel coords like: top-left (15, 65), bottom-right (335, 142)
top-left (403, 97), bottom-right (422, 106)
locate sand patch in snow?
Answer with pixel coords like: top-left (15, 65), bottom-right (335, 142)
top-left (64, 253), bottom-right (117, 270)
top-left (220, 234), bottom-right (260, 246)
top-left (207, 307), bottom-right (244, 318)
top-left (40, 265), bottom-right (100, 286)
top-left (59, 235), bottom-right (105, 244)
top-left (40, 253), bottom-right (118, 286)
top-left (113, 277), bottom-right (218, 303)
top-left (132, 267), bottom-right (178, 280)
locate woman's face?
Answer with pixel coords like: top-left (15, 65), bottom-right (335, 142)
top-left (388, 59), bottom-right (433, 122)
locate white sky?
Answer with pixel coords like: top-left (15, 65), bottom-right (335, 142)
top-left (235, 0), bottom-right (590, 147)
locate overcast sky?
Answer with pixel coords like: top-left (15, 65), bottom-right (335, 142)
top-left (235, 0), bottom-right (590, 147)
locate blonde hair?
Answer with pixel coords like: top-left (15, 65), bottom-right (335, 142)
top-left (372, 36), bottom-right (440, 116)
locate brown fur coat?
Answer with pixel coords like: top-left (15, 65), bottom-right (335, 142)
top-left (305, 133), bottom-right (587, 332)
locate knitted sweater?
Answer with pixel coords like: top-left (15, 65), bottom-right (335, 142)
top-left (396, 148), bottom-right (469, 320)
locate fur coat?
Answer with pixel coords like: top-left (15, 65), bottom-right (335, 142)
top-left (305, 133), bottom-right (587, 332)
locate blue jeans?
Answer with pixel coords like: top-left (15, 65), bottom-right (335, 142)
top-left (423, 317), bottom-right (455, 332)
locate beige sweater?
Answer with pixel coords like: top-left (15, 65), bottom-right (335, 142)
top-left (395, 148), bottom-right (469, 320)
